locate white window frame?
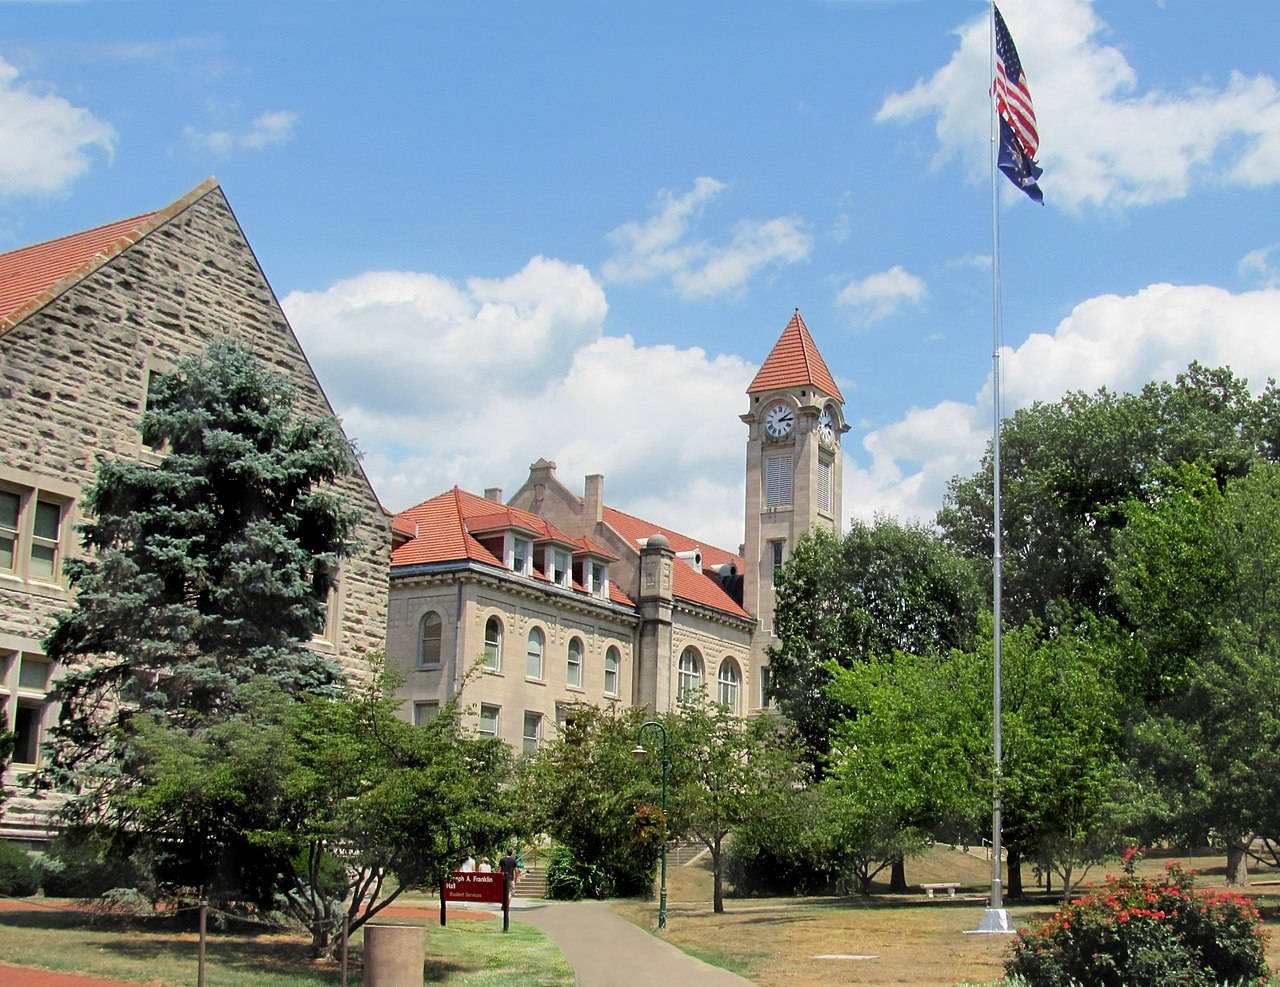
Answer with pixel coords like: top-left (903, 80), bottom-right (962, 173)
top-left (522, 711), bottom-right (542, 753)
top-left (0, 481), bottom-right (72, 585)
top-left (566, 637), bottom-right (583, 688)
top-left (677, 647), bottom-right (702, 701)
top-left (483, 616), bottom-right (503, 671)
top-left (526, 627), bottom-right (545, 681)
top-left (509, 534), bottom-right (533, 576)
top-left (717, 658), bottom-right (741, 712)
top-left (604, 646), bottom-right (620, 697)
top-left (418, 611), bottom-right (443, 669)
top-left (553, 549), bottom-right (571, 588)
top-left (590, 562), bottom-right (609, 599)
top-left (478, 703), bottom-right (500, 738)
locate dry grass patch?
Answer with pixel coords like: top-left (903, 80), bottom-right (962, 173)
top-left (616, 847), bottom-right (1280, 987)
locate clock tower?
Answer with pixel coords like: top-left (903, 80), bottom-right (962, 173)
top-left (741, 310), bottom-right (847, 707)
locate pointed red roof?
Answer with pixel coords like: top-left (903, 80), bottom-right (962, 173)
top-left (0, 178), bottom-right (219, 333)
top-left (747, 310), bottom-right (843, 403)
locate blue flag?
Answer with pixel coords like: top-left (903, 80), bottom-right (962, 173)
top-left (998, 116), bottom-right (1043, 203)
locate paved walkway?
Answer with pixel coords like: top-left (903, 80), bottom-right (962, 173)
top-left (516, 899), bottom-right (757, 987)
top-left (0, 964), bottom-right (136, 986)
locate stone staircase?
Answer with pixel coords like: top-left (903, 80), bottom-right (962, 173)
top-left (670, 840), bottom-right (707, 867)
top-left (512, 866), bottom-right (548, 898)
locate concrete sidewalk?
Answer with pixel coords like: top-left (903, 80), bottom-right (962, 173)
top-left (516, 899), bottom-right (756, 987)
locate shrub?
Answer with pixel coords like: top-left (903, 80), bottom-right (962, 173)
top-left (545, 845), bottom-right (614, 901)
top-left (1006, 855), bottom-right (1271, 987)
top-left (40, 830), bottom-right (149, 899)
top-left (0, 839), bottom-right (39, 896)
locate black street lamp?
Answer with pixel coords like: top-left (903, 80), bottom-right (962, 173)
top-left (632, 719), bottom-right (669, 930)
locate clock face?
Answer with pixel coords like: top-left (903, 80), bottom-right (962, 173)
top-left (764, 402), bottom-right (795, 439)
top-left (818, 407), bottom-right (835, 444)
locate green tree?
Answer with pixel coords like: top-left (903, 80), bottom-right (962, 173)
top-left (513, 705), bottom-right (661, 899)
top-left (939, 363), bottom-right (1268, 626)
top-left (768, 521), bottom-right (982, 763)
top-left (664, 696), bottom-right (809, 912)
top-left (1116, 463), bottom-right (1280, 883)
top-left (43, 339), bottom-right (362, 802)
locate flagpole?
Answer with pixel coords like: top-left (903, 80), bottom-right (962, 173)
top-left (979, 0), bottom-right (1012, 934)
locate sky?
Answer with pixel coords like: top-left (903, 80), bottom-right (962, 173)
top-left (3, 0), bottom-right (1279, 554)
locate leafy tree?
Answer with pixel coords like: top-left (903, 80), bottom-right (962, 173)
top-left (120, 671), bottom-right (511, 956)
top-left (663, 696), bottom-right (809, 912)
top-left (768, 521), bottom-right (982, 763)
top-left (1116, 463), bottom-right (1280, 883)
top-left (939, 363), bottom-right (1270, 626)
top-left (513, 705), bottom-right (661, 899)
top-left (43, 339), bottom-right (362, 804)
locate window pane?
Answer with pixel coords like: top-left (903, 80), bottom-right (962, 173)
top-left (0, 535), bottom-right (13, 571)
top-left (13, 704), bottom-right (40, 764)
top-left (29, 544), bottom-right (56, 580)
top-left (33, 500), bottom-right (61, 541)
top-left (604, 646), bottom-right (620, 696)
top-left (526, 629), bottom-right (544, 679)
top-left (484, 617), bottom-right (502, 670)
top-left (414, 702), bottom-right (439, 726)
top-left (18, 656), bottom-right (49, 690)
top-left (718, 660), bottom-right (740, 711)
top-left (0, 491), bottom-right (18, 529)
top-left (567, 638), bottom-right (582, 687)
top-left (678, 647), bottom-right (701, 700)
top-left (523, 711), bottom-right (542, 753)
top-left (420, 612), bottom-right (442, 667)
top-left (479, 704), bottom-right (499, 737)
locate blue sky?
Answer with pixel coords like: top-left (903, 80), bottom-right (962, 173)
top-left (4, 0), bottom-right (1279, 552)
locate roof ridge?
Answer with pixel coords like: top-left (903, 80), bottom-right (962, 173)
top-left (0, 177), bottom-right (221, 334)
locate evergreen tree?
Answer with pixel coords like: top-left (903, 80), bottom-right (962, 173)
top-left (43, 339), bottom-right (362, 799)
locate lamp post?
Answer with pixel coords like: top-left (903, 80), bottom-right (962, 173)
top-left (632, 719), bottom-right (669, 930)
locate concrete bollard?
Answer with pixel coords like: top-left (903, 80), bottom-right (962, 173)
top-left (363, 922), bottom-right (425, 987)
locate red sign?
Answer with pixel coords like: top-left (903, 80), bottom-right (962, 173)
top-left (444, 871), bottom-right (504, 904)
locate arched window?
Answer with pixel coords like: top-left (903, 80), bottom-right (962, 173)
top-left (483, 616), bottom-right (503, 671)
top-left (526, 627), bottom-right (545, 680)
top-left (567, 636), bottom-right (583, 688)
top-left (604, 646), bottom-right (621, 697)
top-left (677, 647), bottom-right (702, 701)
top-left (418, 611), bottom-right (442, 668)
top-left (717, 658), bottom-right (741, 712)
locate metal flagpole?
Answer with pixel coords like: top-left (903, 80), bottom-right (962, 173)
top-left (978, 0), bottom-right (1012, 935)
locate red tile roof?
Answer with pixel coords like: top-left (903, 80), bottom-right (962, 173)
top-left (747, 310), bottom-right (844, 403)
top-left (601, 506), bottom-right (751, 620)
top-left (391, 488), bottom-right (631, 605)
top-left (0, 178), bottom-right (219, 334)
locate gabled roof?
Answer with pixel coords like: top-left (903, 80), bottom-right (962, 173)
top-left (746, 309), bottom-right (844, 403)
top-left (0, 178), bottom-right (219, 334)
top-left (391, 488), bottom-right (631, 605)
top-left (601, 506), bottom-right (751, 620)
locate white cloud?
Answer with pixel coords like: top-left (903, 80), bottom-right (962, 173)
top-left (0, 56), bottom-right (115, 197)
top-left (876, 0), bottom-right (1280, 209)
top-left (845, 283), bottom-right (1280, 522)
top-left (603, 178), bottom-right (812, 298)
top-left (1239, 245), bottom-right (1280, 288)
top-left (184, 109), bottom-right (298, 154)
top-left (836, 265), bottom-right (927, 325)
top-left (285, 261), bottom-right (754, 550)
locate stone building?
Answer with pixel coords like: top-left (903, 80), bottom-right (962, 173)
top-left (388, 311), bottom-right (847, 748)
top-left (0, 180), bottom-right (391, 844)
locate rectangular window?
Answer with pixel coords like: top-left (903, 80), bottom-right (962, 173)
top-left (13, 702), bottom-right (42, 765)
top-left (591, 563), bottom-right (607, 599)
top-left (512, 537), bottom-right (532, 576)
top-left (478, 704), bottom-right (500, 738)
top-left (18, 656), bottom-right (49, 691)
top-left (0, 484), bottom-right (70, 583)
top-left (770, 539), bottom-right (785, 575)
top-left (817, 453), bottom-right (833, 515)
top-left (0, 490), bottom-right (18, 571)
top-left (553, 550), bottom-right (570, 587)
top-left (413, 701), bottom-right (439, 726)
top-left (765, 455), bottom-right (793, 508)
top-left (760, 666), bottom-right (773, 709)
top-left (522, 711), bottom-right (542, 753)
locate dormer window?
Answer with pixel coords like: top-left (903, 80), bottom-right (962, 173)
top-left (590, 562), bottom-right (608, 600)
top-left (510, 534), bottom-right (533, 576)
top-left (552, 549), bottom-right (571, 588)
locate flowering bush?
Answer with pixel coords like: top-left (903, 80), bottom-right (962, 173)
top-left (1006, 856), bottom-right (1271, 987)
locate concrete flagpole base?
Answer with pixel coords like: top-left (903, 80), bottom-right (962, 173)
top-left (966, 907), bottom-right (1015, 935)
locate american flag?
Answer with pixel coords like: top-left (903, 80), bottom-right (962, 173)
top-left (993, 5), bottom-right (1038, 161)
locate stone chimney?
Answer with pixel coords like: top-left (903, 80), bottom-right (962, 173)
top-left (484, 487), bottom-right (503, 503)
top-left (584, 474), bottom-right (604, 523)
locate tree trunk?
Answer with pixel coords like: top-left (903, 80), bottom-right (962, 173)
top-left (1226, 839), bottom-right (1251, 886)
top-left (712, 838), bottom-right (724, 914)
top-left (889, 855), bottom-right (908, 893)
top-left (1006, 845), bottom-right (1023, 899)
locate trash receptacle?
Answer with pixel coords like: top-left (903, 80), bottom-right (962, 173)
top-left (363, 922), bottom-right (424, 987)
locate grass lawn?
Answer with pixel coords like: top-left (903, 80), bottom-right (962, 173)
top-left (612, 845), bottom-right (1280, 987)
top-left (0, 898), bottom-right (571, 987)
